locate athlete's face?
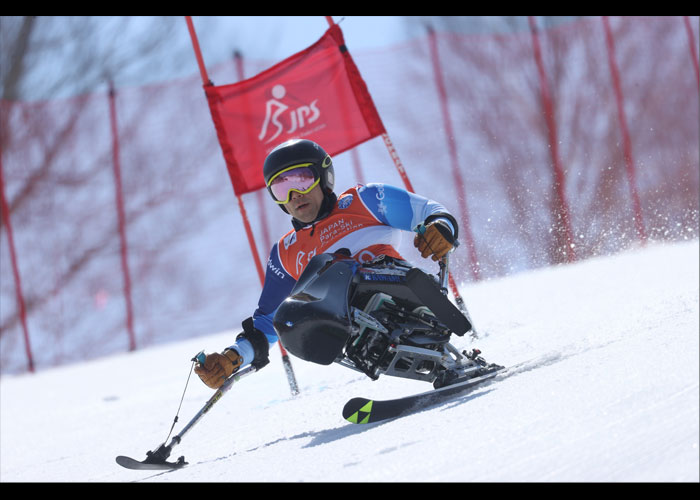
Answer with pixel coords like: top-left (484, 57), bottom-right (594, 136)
top-left (283, 184), bottom-right (325, 223)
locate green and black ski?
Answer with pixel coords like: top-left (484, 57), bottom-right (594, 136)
top-left (342, 367), bottom-right (504, 424)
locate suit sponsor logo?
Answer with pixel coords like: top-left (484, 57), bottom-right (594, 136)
top-left (317, 218), bottom-right (364, 246)
top-left (267, 258), bottom-right (286, 279)
top-left (283, 231), bottom-right (297, 250)
top-left (296, 248), bottom-right (317, 276)
top-left (338, 194), bottom-right (353, 209)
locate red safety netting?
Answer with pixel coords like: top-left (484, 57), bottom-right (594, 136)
top-left (1, 16), bottom-right (697, 373)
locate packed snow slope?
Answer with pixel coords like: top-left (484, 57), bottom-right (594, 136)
top-left (1, 239), bottom-right (698, 482)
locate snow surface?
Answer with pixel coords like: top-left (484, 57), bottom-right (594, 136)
top-left (1, 239), bottom-right (698, 482)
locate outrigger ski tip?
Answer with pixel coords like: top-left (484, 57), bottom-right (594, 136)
top-left (116, 357), bottom-right (259, 472)
top-left (116, 454), bottom-right (187, 471)
top-left (116, 443), bottom-right (188, 471)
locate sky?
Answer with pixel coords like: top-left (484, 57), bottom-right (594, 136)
top-left (183, 16), bottom-right (579, 73)
top-left (2, 16), bottom-right (589, 100)
top-left (135, 16), bottom-right (414, 89)
top-left (1, 16), bottom-right (413, 100)
top-left (192, 16), bottom-right (410, 59)
top-left (186, 16), bottom-right (585, 62)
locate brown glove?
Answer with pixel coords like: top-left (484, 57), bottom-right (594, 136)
top-left (194, 349), bottom-right (243, 389)
top-left (414, 220), bottom-right (455, 261)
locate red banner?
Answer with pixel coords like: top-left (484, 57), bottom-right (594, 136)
top-left (205, 24), bottom-right (386, 195)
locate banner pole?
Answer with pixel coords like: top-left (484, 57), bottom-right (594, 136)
top-left (185, 16), bottom-right (299, 395)
top-left (234, 51), bottom-right (272, 258)
top-left (231, 49), bottom-right (297, 395)
top-left (185, 16), bottom-right (212, 85)
top-left (323, 16), bottom-right (478, 337)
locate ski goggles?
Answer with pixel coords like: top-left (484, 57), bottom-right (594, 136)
top-left (267, 164), bottom-right (320, 204)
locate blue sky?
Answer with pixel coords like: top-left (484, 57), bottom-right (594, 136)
top-left (189, 16), bottom-right (409, 65)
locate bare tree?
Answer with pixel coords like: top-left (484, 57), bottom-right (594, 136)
top-left (1, 16), bottom-right (232, 372)
top-left (396, 16), bottom-right (698, 275)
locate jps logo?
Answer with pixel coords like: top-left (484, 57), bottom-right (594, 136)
top-left (259, 84), bottom-right (320, 144)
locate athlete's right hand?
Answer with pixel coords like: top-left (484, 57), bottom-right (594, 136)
top-left (194, 349), bottom-right (243, 389)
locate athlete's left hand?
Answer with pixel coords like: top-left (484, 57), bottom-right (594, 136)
top-left (414, 220), bottom-right (455, 261)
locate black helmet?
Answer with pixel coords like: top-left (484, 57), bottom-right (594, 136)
top-left (263, 139), bottom-right (335, 205)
